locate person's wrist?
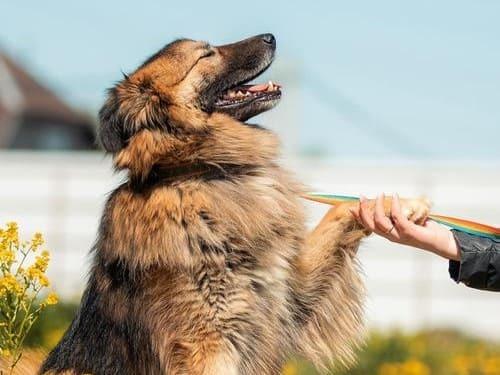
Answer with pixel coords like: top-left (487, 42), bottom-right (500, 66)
top-left (431, 228), bottom-right (459, 261)
top-left (445, 230), bottom-right (460, 261)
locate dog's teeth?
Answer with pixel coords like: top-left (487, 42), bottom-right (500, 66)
top-left (229, 91), bottom-right (236, 98)
top-left (237, 91), bottom-right (244, 96)
top-left (268, 81), bottom-right (274, 91)
top-left (245, 91), bottom-right (251, 96)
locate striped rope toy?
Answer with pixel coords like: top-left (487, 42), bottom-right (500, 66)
top-left (304, 193), bottom-right (500, 240)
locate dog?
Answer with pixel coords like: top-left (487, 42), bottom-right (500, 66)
top-left (39, 34), bottom-right (430, 374)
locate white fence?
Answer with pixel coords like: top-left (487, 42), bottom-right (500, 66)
top-left (1, 152), bottom-right (499, 339)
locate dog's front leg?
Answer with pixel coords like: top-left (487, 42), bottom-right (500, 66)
top-left (290, 197), bottom-right (430, 372)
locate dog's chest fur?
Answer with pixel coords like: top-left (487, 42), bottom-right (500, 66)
top-left (99, 167), bottom-right (305, 373)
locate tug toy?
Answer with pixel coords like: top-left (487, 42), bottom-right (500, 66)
top-left (304, 193), bottom-right (500, 240)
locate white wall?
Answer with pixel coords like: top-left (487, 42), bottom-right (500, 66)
top-left (1, 152), bottom-right (499, 338)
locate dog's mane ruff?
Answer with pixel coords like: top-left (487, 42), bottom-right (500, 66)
top-left (113, 113), bottom-right (280, 182)
top-left (96, 112), bottom-right (291, 271)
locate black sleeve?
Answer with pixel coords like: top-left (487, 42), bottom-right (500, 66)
top-left (449, 230), bottom-right (500, 291)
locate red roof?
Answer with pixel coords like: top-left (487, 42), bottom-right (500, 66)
top-left (0, 53), bottom-right (90, 124)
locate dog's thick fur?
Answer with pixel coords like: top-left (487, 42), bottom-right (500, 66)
top-left (39, 35), bottom-right (429, 375)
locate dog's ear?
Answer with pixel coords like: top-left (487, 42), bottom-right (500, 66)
top-left (98, 88), bottom-right (125, 152)
top-left (98, 78), bottom-right (171, 153)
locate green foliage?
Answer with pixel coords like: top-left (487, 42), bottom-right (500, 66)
top-left (23, 301), bottom-right (78, 350)
top-left (0, 223), bottom-right (58, 373)
top-left (12, 296), bottom-right (500, 375)
top-left (283, 330), bottom-right (500, 375)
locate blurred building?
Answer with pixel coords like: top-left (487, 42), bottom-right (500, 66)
top-left (0, 52), bottom-right (95, 150)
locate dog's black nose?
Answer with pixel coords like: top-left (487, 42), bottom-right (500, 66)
top-left (259, 33), bottom-right (276, 46)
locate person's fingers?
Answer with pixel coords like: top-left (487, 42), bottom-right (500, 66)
top-left (373, 193), bottom-right (394, 235)
top-left (391, 194), bottom-right (415, 240)
top-left (390, 194), bottom-right (404, 222)
top-left (374, 193), bottom-right (405, 241)
top-left (359, 195), bottom-right (375, 231)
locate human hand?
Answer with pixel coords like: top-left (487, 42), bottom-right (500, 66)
top-left (350, 194), bottom-right (460, 261)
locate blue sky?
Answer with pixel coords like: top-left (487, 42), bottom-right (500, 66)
top-left (1, 0), bottom-right (499, 160)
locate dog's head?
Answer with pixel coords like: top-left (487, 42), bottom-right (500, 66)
top-left (99, 34), bottom-right (281, 153)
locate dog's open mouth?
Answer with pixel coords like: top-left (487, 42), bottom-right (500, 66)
top-left (213, 80), bottom-right (282, 121)
top-left (215, 81), bottom-right (281, 107)
top-left (207, 34), bottom-right (280, 121)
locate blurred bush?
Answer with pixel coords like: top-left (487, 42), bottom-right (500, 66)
top-left (19, 304), bottom-right (500, 375)
top-left (284, 329), bottom-right (500, 375)
top-left (23, 301), bottom-right (77, 350)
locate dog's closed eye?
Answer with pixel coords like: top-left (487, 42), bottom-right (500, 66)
top-left (201, 50), bottom-right (215, 59)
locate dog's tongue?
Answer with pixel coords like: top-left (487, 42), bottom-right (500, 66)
top-left (247, 81), bottom-right (280, 92)
top-left (221, 81), bottom-right (281, 100)
top-left (248, 83), bottom-right (270, 92)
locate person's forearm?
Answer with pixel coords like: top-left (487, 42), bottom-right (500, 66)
top-left (423, 226), bottom-right (461, 261)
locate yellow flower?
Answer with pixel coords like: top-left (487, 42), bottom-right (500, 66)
top-left (282, 363), bottom-right (298, 375)
top-left (379, 360), bottom-right (429, 375)
top-left (30, 232), bottom-right (44, 250)
top-left (45, 292), bottom-right (58, 306)
top-left (482, 356), bottom-right (500, 375)
top-left (35, 251), bottom-right (50, 272)
top-left (26, 266), bottom-right (50, 287)
top-left (26, 250), bottom-right (51, 286)
top-left (0, 274), bottom-right (23, 296)
top-left (4, 222), bottom-right (19, 247)
top-left (39, 274), bottom-right (50, 287)
top-left (453, 355), bottom-right (473, 375)
top-left (378, 363), bottom-right (400, 375)
top-left (0, 246), bottom-right (15, 264)
top-left (400, 359), bottom-right (430, 375)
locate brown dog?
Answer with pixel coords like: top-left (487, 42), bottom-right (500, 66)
top-left (39, 34), bottom-right (430, 374)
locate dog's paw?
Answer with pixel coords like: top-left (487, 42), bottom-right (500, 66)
top-left (400, 197), bottom-right (431, 224)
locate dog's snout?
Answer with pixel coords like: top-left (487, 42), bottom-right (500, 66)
top-left (259, 33), bottom-right (276, 47)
